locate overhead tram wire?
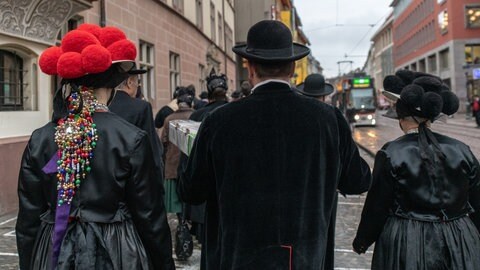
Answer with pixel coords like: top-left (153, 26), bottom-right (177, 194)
top-left (346, 12), bottom-right (390, 56)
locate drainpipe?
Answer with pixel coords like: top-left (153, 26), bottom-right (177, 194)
top-left (222, 0), bottom-right (227, 76)
top-left (100, 0), bottom-right (106, 27)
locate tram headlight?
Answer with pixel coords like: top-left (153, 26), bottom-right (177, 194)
top-left (372, 119), bottom-right (376, 125)
top-left (367, 114), bottom-right (373, 120)
top-left (354, 114), bottom-right (360, 120)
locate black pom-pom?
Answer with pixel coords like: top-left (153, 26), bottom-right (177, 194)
top-left (440, 91), bottom-right (459, 115)
top-left (413, 71), bottom-right (436, 79)
top-left (421, 92), bottom-right (443, 119)
top-left (400, 84), bottom-right (424, 108)
top-left (395, 69), bottom-right (415, 85)
top-left (383, 75), bottom-right (405, 94)
top-left (413, 76), bottom-right (442, 93)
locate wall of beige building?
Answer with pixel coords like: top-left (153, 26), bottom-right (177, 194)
top-left (79, 0), bottom-right (236, 110)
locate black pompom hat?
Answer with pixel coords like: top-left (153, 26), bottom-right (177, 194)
top-left (382, 70), bottom-right (459, 121)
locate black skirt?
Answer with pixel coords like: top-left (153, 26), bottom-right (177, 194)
top-left (30, 219), bottom-right (152, 270)
top-left (372, 216), bottom-right (480, 270)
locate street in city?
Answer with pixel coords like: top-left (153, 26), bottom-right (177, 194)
top-left (1, 111), bottom-right (478, 269)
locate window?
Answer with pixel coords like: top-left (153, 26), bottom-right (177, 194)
top-left (466, 6), bottom-right (480, 28)
top-left (0, 49), bottom-right (37, 111)
top-left (428, 54), bottom-right (437, 72)
top-left (439, 49), bottom-right (449, 70)
top-left (419, 59), bottom-right (426, 72)
top-left (139, 41), bottom-right (155, 101)
top-left (169, 52), bottom-right (180, 97)
top-left (56, 16), bottom-right (84, 44)
top-left (218, 13), bottom-right (223, 48)
top-left (465, 44), bottom-right (480, 64)
top-left (438, 10), bottom-right (448, 34)
top-left (198, 64), bottom-right (206, 93)
top-left (210, 2), bottom-right (216, 43)
top-left (225, 24), bottom-right (233, 57)
top-left (196, 0), bottom-right (203, 30)
top-left (173, 0), bottom-right (184, 13)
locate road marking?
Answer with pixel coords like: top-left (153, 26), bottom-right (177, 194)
top-left (335, 248), bottom-right (373, 254)
top-left (3, 230), bottom-right (15, 237)
top-left (0, 217), bottom-right (17, 226)
top-left (0, 252), bottom-right (18, 256)
top-left (338, 202), bottom-right (364, 206)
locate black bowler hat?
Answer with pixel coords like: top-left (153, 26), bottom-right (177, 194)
top-left (232, 20), bottom-right (310, 63)
top-left (296, 73), bottom-right (334, 97)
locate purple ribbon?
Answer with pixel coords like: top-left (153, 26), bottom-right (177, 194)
top-left (43, 154), bottom-right (71, 269)
top-left (51, 203), bottom-right (71, 269)
top-left (42, 154), bottom-right (59, 174)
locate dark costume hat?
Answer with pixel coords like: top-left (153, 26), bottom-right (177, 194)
top-left (381, 70), bottom-right (459, 121)
top-left (296, 73), bottom-right (334, 97)
top-left (232, 20), bottom-right (310, 63)
top-left (206, 68), bottom-right (228, 93)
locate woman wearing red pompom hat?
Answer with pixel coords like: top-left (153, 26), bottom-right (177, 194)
top-left (16, 25), bottom-right (175, 270)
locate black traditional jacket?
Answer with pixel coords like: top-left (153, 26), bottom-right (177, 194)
top-left (16, 112), bottom-right (174, 270)
top-left (179, 82), bottom-right (371, 269)
top-left (354, 133), bottom-right (480, 252)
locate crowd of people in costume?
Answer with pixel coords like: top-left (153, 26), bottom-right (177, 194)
top-left (16, 20), bottom-right (480, 270)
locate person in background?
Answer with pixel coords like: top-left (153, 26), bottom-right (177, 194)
top-left (16, 24), bottom-right (174, 270)
top-left (199, 91), bottom-right (209, 104)
top-left (178, 20), bottom-right (371, 269)
top-left (162, 87), bottom-right (195, 217)
top-left (240, 80), bottom-right (252, 97)
top-left (155, 87), bottom-right (180, 129)
top-left (353, 71), bottom-right (480, 269)
top-left (230, 90), bottom-right (243, 102)
top-left (109, 65), bottom-right (164, 188)
top-left (472, 94), bottom-right (480, 128)
top-left (296, 73), bottom-right (346, 270)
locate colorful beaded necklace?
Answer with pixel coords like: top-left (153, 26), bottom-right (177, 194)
top-left (54, 86), bottom-right (100, 206)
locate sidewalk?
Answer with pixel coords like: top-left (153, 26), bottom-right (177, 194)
top-left (443, 113), bottom-right (478, 128)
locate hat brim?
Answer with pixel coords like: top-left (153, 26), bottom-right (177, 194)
top-left (232, 43), bottom-right (310, 63)
top-left (296, 83), bottom-right (334, 97)
top-left (128, 69), bottom-right (147, 75)
top-left (382, 90), bottom-right (401, 101)
top-left (382, 107), bottom-right (398, 119)
top-left (112, 60), bottom-right (135, 72)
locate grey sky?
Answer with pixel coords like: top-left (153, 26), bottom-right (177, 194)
top-left (294, 0), bottom-right (392, 78)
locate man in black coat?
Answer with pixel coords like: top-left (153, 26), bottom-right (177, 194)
top-left (179, 20), bottom-right (371, 270)
top-left (109, 66), bottom-right (164, 185)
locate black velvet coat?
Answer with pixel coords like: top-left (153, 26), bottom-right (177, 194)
top-left (109, 90), bottom-right (164, 180)
top-left (179, 82), bottom-right (371, 269)
top-left (353, 133), bottom-right (480, 269)
top-left (16, 112), bottom-right (174, 270)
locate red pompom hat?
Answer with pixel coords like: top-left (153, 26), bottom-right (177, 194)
top-left (39, 24), bottom-right (136, 80)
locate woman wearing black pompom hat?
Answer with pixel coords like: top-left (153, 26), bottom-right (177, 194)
top-left (353, 71), bottom-right (480, 269)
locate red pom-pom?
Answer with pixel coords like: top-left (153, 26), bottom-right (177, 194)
top-left (108, 39), bottom-right (137, 61)
top-left (99, 27), bottom-right (127, 48)
top-left (61, 30), bottom-right (100, 53)
top-left (39, 46), bottom-right (63, 75)
top-left (81, 45), bottom-right (112, 74)
top-left (76, 23), bottom-right (102, 38)
top-left (57, 52), bottom-right (85, 79)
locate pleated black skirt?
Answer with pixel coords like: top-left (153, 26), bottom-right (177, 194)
top-left (372, 216), bottom-right (480, 270)
top-left (30, 219), bottom-right (152, 270)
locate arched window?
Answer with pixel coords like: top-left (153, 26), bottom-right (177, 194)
top-left (0, 50), bottom-right (24, 111)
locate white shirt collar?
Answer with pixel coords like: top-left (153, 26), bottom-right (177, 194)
top-left (250, 79), bottom-right (292, 93)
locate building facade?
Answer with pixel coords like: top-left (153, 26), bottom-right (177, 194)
top-left (0, 0), bottom-right (235, 216)
top-left (234, 0), bottom-right (319, 88)
top-left (391, 0), bottom-right (480, 111)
